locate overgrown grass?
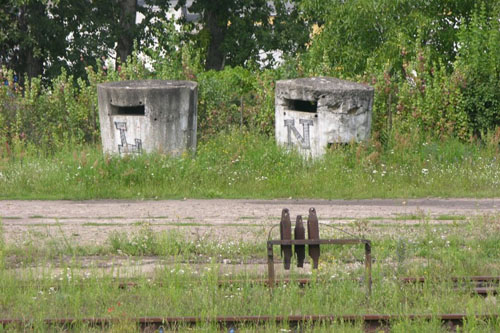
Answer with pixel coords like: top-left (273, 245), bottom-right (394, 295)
top-left (4, 214), bottom-right (500, 273)
top-left (1, 215), bottom-right (500, 331)
top-left (0, 129), bottom-right (499, 199)
top-left (3, 226), bottom-right (265, 265)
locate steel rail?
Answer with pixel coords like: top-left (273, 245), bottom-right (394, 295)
top-left (117, 276), bottom-right (500, 295)
top-left (20, 276), bottom-right (499, 298)
top-left (27, 275), bottom-right (497, 295)
top-left (212, 279), bottom-right (498, 295)
top-left (118, 277), bottom-right (500, 296)
top-left (215, 276), bottom-right (500, 285)
top-left (0, 314), bottom-right (498, 331)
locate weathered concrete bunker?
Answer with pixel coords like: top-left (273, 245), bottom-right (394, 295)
top-left (275, 77), bottom-right (374, 158)
top-left (98, 80), bottom-right (197, 156)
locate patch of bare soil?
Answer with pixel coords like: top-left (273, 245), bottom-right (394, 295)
top-left (1, 199), bottom-right (498, 275)
top-left (1, 198), bottom-right (499, 244)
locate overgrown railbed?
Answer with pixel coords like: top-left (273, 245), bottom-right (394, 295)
top-left (1, 214), bottom-right (500, 331)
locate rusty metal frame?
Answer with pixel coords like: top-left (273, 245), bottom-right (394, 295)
top-left (267, 238), bottom-right (372, 295)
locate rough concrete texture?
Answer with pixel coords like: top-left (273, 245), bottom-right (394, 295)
top-left (275, 77), bottom-right (374, 158)
top-left (98, 80), bottom-right (197, 156)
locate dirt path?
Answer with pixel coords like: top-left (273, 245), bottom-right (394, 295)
top-left (1, 198), bottom-right (499, 245)
top-left (2, 198), bottom-right (499, 278)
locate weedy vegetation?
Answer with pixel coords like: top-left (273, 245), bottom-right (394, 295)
top-left (1, 214), bottom-right (500, 331)
top-left (1, 1), bottom-right (500, 331)
top-left (1, 4), bottom-right (500, 200)
top-left (1, 129), bottom-right (500, 199)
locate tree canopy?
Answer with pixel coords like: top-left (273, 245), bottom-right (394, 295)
top-left (0, 0), bottom-right (171, 83)
top-left (176, 0), bottom-right (308, 70)
top-left (0, 0), bottom-right (309, 81)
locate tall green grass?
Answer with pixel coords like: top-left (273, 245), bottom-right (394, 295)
top-left (2, 215), bottom-right (500, 331)
top-left (0, 129), bottom-right (499, 199)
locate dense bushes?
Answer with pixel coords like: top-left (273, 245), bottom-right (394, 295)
top-left (369, 49), bottom-right (470, 140)
top-left (301, 1), bottom-right (500, 140)
top-left (1, 3), bottom-right (499, 151)
top-left (0, 52), bottom-right (279, 150)
top-left (197, 67), bottom-right (280, 139)
top-left (0, 69), bottom-right (100, 150)
top-left (455, 6), bottom-right (500, 136)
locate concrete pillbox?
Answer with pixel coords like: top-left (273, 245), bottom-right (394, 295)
top-left (275, 77), bottom-right (374, 158)
top-left (97, 80), bottom-right (197, 156)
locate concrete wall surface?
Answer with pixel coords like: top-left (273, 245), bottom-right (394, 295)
top-left (275, 77), bottom-right (374, 158)
top-left (98, 80), bottom-right (197, 156)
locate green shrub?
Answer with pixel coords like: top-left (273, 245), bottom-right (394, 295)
top-left (370, 48), bottom-right (469, 140)
top-left (454, 4), bottom-right (500, 136)
top-left (0, 68), bottom-right (100, 151)
top-left (302, 0), bottom-right (500, 141)
top-left (197, 66), bottom-right (278, 138)
top-left (0, 47), bottom-right (281, 151)
top-left (2, 2), bottom-right (500, 150)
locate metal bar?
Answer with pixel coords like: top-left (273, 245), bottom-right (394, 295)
top-left (116, 278), bottom-right (497, 295)
top-left (294, 215), bottom-right (306, 268)
top-left (365, 242), bottom-right (372, 296)
top-left (217, 278), bottom-right (312, 286)
top-left (267, 208), bottom-right (372, 295)
top-left (1, 314), bottom-right (497, 323)
top-left (267, 239), bottom-right (369, 245)
top-left (280, 208), bottom-right (292, 270)
top-left (466, 276), bottom-right (500, 281)
top-left (215, 279), bottom-right (495, 294)
top-left (307, 208), bottom-right (320, 269)
top-left (402, 276), bottom-right (500, 283)
top-left (474, 287), bottom-right (498, 295)
top-left (267, 243), bottom-right (275, 287)
top-left (25, 275), bottom-right (500, 290)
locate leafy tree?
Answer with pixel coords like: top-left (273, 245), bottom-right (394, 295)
top-left (176, 0), bottom-right (309, 70)
top-left (455, 3), bottom-right (500, 135)
top-left (299, 0), bottom-right (486, 76)
top-left (0, 0), bottom-right (61, 85)
top-left (0, 0), bottom-right (171, 83)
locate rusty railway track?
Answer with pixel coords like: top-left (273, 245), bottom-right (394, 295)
top-left (114, 276), bottom-right (500, 295)
top-left (5, 277), bottom-right (499, 331)
top-left (116, 275), bottom-right (500, 285)
top-left (29, 275), bottom-right (499, 296)
top-left (0, 314), bottom-right (498, 331)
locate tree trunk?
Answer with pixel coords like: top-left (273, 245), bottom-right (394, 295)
top-left (204, 7), bottom-right (226, 71)
top-left (116, 0), bottom-right (137, 65)
top-left (17, 4), bottom-right (44, 86)
top-left (24, 49), bottom-right (43, 81)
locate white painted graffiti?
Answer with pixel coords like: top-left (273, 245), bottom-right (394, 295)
top-left (284, 118), bottom-right (313, 149)
top-left (114, 122), bottom-right (142, 154)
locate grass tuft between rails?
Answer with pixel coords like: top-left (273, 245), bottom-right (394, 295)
top-left (1, 129), bottom-right (500, 199)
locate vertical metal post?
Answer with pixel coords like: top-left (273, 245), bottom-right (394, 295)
top-left (280, 209), bottom-right (292, 270)
top-left (267, 242), bottom-right (275, 287)
top-left (307, 208), bottom-right (320, 269)
top-left (294, 215), bottom-right (305, 268)
top-left (365, 242), bottom-right (372, 296)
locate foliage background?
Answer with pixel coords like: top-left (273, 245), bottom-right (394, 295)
top-left (0, 0), bottom-right (499, 152)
